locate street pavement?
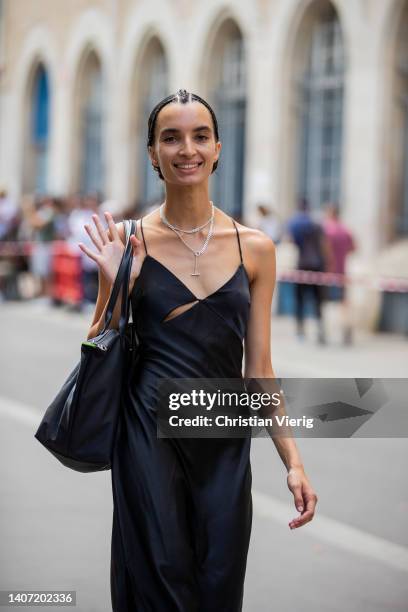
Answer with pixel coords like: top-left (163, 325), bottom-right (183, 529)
top-left (0, 301), bottom-right (407, 611)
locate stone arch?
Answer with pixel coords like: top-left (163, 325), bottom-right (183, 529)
top-left (282, 0), bottom-right (349, 72)
top-left (189, 2), bottom-right (252, 90)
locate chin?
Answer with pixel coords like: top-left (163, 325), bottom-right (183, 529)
top-left (168, 171), bottom-right (209, 186)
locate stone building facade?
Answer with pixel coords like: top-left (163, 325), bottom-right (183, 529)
top-left (0, 0), bottom-right (407, 329)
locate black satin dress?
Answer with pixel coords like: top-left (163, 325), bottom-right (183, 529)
top-left (110, 217), bottom-right (252, 612)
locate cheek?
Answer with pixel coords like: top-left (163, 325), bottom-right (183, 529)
top-left (201, 143), bottom-right (218, 158)
top-left (155, 147), bottom-right (170, 164)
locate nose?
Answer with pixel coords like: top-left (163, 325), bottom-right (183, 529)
top-left (179, 136), bottom-right (195, 157)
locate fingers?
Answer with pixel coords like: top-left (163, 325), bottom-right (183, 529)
top-left (288, 483), bottom-right (304, 529)
top-left (78, 242), bottom-right (101, 264)
top-left (84, 224), bottom-right (103, 251)
top-left (289, 490), bottom-right (318, 530)
top-left (289, 509), bottom-right (312, 530)
top-left (92, 213), bottom-right (108, 245)
top-left (293, 489), bottom-right (304, 513)
top-left (104, 211), bottom-right (120, 242)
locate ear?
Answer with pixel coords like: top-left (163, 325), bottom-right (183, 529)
top-left (213, 140), bottom-right (222, 163)
top-left (148, 145), bottom-right (159, 167)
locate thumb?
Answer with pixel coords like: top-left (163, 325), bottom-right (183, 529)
top-left (130, 234), bottom-right (142, 254)
top-left (294, 493), bottom-right (304, 513)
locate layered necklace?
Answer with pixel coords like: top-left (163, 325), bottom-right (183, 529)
top-left (159, 201), bottom-right (215, 276)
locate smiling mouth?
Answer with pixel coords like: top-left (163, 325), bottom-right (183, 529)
top-left (173, 162), bottom-right (203, 170)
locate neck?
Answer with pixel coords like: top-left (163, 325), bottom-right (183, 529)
top-left (162, 183), bottom-right (213, 230)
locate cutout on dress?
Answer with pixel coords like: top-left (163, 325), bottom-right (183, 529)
top-left (162, 300), bottom-right (200, 323)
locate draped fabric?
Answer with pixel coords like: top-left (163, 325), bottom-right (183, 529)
top-left (110, 218), bottom-right (252, 611)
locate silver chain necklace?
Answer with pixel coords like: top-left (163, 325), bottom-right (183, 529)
top-left (160, 204), bottom-right (215, 276)
top-left (159, 201), bottom-right (214, 234)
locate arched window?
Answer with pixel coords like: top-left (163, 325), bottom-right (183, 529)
top-left (136, 40), bottom-right (168, 207)
top-left (77, 51), bottom-right (104, 196)
top-left (297, 5), bottom-right (345, 210)
top-left (207, 21), bottom-right (246, 218)
top-left (29, 64), bottom-right (50, 194)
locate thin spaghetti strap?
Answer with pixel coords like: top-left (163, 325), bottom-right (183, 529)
top-left (140, 217), bottom-right (148, 255)
top-left (232, 220), bottom-right (243, 264)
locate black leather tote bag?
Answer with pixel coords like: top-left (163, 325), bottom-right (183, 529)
top-left (34, 219), bottom-right (137, 473)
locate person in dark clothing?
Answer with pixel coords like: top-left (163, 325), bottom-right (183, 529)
top-left (80, 91), bottom-right (318, 610)
top-left (287, 198), bottom-right (330, 344)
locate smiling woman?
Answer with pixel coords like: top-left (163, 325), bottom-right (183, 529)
top-left (146, 88), bottom-right (221, 184)
top-left (78, 88), bottom-right (318, 612)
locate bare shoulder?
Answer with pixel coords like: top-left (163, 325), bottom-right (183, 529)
top-left (234, 220), bottom-right (276, 279)
top-left (217, 207), bottom-right (275, 259)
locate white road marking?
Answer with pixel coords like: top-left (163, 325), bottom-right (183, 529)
top-left (0, 395), bottom-right (40, 427)
top-left (252, 489), bottom-right (408, 573)
top-left (1, 394), bottom-right (408, 573)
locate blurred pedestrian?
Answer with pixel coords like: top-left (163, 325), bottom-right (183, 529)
top-left (0, 188), bottom-right (21, 300)
top-left (323, 203), bottom-right (356, 345)
top-left (25, 196), bottom-right (58, 300)
top-left (52, 197), bottom-right (71, 240)
top-left (0, 188), bottom-right (19, 240)
top-left (257, 203), bottom-right (282, 245)
top-left (68, 193), bottom-right (100, 308)
top-left (287, 198), bottom-right (331, 344)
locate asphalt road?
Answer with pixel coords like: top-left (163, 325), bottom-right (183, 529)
top-left (0, 302), bottom-right (407, 611)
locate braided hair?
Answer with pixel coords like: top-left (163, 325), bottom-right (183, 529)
top-left (147, 89), bottom-right (220, 180)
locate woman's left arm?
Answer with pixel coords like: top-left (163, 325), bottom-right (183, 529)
top-left (244, 232), bottom-right (318, 530)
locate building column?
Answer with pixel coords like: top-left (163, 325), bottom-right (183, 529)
top-left (244, 27), bottom-right (276, 223)
top-left (341, 16), bottom-right (384, 260)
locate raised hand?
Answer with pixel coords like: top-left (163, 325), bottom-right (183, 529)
top-left (78, 211), bottom-right (144, 293)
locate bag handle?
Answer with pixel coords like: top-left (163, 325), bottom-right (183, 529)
top-left (102, 219), bottom-right (136, 334)
top-left (118, 219), bottom-right (136, 333)
top-left (103, 219), bottom-right (132, 330)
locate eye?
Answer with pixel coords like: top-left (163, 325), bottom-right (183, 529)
top-left (163, 136), bottom-right (176, 143)
top-left (196, 134), bottom-right (209, 141)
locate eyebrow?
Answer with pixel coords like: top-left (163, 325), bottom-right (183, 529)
top-left (160, 126), bottom-right (212, 136)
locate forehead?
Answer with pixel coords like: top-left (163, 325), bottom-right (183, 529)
top-left (156, 101), bottom-right (213, 133)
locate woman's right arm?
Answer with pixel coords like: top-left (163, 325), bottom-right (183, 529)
top-left (77, 212), bottom-right (143, 340)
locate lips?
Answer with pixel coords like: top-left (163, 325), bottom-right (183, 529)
top-left (174, 162), bottom-right (203, 170)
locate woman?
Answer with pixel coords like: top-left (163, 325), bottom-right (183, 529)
top-left (79, 89), bottom-right (318, 611)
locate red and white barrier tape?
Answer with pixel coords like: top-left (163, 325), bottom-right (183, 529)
top-left (1, 241), bottom-right (408, 293)
top-left (279, 270), bottom-right (408, 293)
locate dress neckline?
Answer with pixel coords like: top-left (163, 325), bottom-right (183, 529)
top-left (135, 254), bottom-right (249, 302)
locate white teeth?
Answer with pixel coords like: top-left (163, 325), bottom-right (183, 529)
top-left (175, 163), bottom-right (200, 169)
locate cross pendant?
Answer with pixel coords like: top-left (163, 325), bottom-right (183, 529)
top-left (191, 254), bottom-right (200, 276)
